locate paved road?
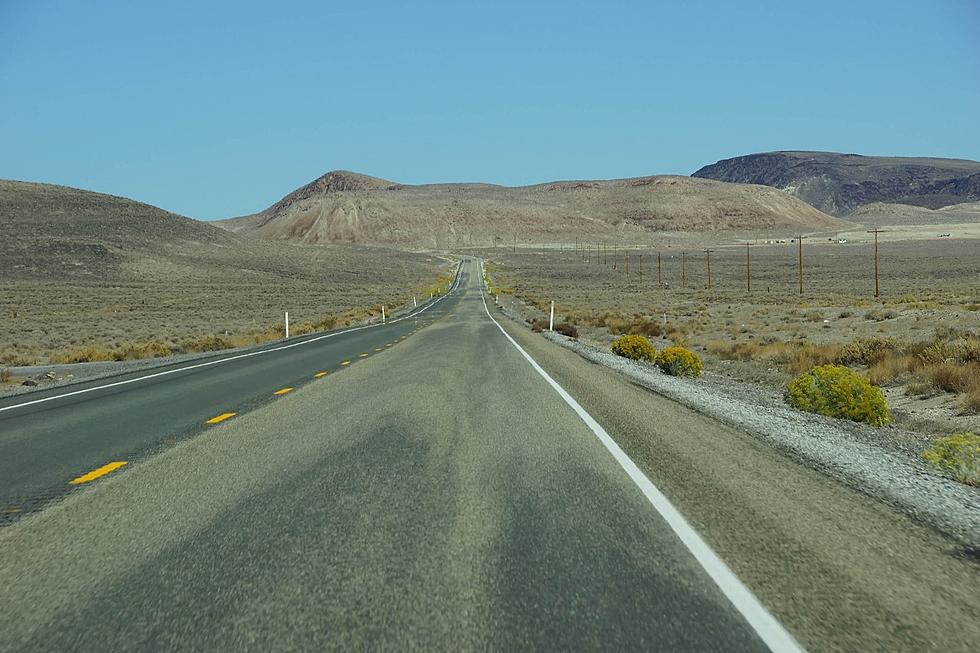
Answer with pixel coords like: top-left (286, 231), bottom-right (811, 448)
top-left (0, 270), bottom-right (460, 514)
top-left (1, 258), bottom-right (977, 651)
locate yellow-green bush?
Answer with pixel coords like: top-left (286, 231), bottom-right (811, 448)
top-left (837, 337), bottom-right (899, 365)
top-left (785, 364), bottom-right (890, 426)
top-left (922, 432), bottom-right (980, 485)
top-left (656, 346), bottom-right (703, 377)
top-left (611, 334), bottom-right (656, 362)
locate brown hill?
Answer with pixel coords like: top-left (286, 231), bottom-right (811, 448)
top-left (219, 171), bottom-right (851, 248)
top-left (0, 179), bottom-right (439, 283)
top-left (692, 151), bottom-right (980, 216)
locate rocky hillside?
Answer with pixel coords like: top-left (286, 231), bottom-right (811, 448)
top-left (219, 171), bottom-right (851, 248)
top-left (692, 151), bottom-right (980, 216)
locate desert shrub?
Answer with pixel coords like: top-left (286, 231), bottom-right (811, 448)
top-left (112, 341), bottom-right (171, 361)
top-left (530, 318), bottom-right (549, 333)
top-left (620, 316), bottom-right (662, 338)
top-left (863, 310), bottom-right (884, 321)
top-left (804, 310), bottom-right (824, 322)
top-left (611, 334), bottom-right (656, 362)
top-left (883, 309), bottom-right (900, 320)
top-left (866, 354), bottom-right (915, 386)
top-left (180, 334), bottom-right (235, 353)
top-left (906, 380), bottom-right (937, 397)
top-left (921, 432), bottom-right (980, 485)
top-left (838, 309), bottom-right (854, 319)
top-left (656, 346), bottom-right (703, 377)
top-left (782, 343), bottom-right (842, 376)
top-left (837, 337), bottom-right (900, 366)
top-left (0, 368), bottom-right (11, 383)
top-left (785, 365), bottom-right (890, 426)
top-left (554, 322), bottom-right (578, 338)
top-left (927, 362), bottom-right (978, 393)
top-left (605, 316), bottom-right (630, 334)
top-left (314, 315), bottom-right (339, 331)
top-left (57, 346), bottom-right (115, 364)
top-left (917, 342), bottom-right (956, 365)
top-left (961, 384), bottom-right (980, 414)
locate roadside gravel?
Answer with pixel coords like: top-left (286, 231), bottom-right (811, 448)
top-left (535, 324), bottom-right (980, 548)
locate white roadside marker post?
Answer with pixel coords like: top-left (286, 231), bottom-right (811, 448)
top-left (285, 311), bottom-right (290, 339)
top-left (382, 305), bottom-right (386, 324)
top-left (414, 296), bottom-right (417, 308)
top-left (549, 301), bottom-right (555, 331)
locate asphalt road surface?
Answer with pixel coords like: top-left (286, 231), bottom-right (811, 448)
top-left (1, 259), bottom-right (977, 651)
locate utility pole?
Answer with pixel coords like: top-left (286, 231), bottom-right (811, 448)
top-left (657, 251), bottom-right (662, 286)
top-left (867, 229), bottom-right (885, 298)
top-left (681, 252), bottom-right (687, 288)
top-left (513, 233), bottom-right (517, 253)
top-left (796, 235), bottom-right (805, 295)
top-left (704, 248), bottom-right (714, 290)
top-left (745, 242), bottom-right (752, 293)
top-left (625, 252), bottom-right (630, 277)
top-left (637, 253), bottom-right (642, 282)
top-left (596, 242), bottom-right (600, 264)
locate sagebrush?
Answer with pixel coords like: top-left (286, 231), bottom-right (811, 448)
top-left (656, 346), bottom-right (703, 377)
top-left (611, 334), bottom-right (656, 361)
top-left (785, 364), bottom-right (890, 426)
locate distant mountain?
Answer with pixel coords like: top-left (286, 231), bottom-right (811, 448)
top-left (218, 170), bottom-right (851, 247)
top-left (692, 151), bottom-right (980, 216)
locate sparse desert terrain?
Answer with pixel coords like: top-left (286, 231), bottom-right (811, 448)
top-left (0, 181), bottom-right (450, 367)
top-left (482, 232), bottom-right (980, 435)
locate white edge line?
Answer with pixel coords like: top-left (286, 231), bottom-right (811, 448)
top-left (0, 261), bottom-right (464, 414)
top-left (478, 278), bottom-right (804, 653)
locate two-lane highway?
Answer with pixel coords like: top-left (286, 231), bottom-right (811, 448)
top-left (0, 264), bottom-right (463, 517)
top-left (0, 258), bottom-right (802, 650)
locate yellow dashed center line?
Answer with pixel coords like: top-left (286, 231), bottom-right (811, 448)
top-left (70, 461), bottom-right (128, 485)
top-left (341, 360), bottom-right (351, 366)
top-left (206, 412), bottom-right (236, 424)
top-left (314, 371), bottom-right (327, 378)
top-left (359, 353), bottom-right (369, 358)
top-left (273, 387), bottom-right (293, 395)
top-left (374, 347), bottom-right (383, 352)
top-left (2, 506), bottom-right (22, 514)
top-left (386, 343), bottom-right (393, 347)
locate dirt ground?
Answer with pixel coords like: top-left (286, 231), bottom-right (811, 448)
top-left (0, 244), bottom-right (451, 366)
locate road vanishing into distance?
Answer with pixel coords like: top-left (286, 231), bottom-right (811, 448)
top-left (1, 259), bottom-right (978, 651)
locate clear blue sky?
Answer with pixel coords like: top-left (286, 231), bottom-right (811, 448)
top-left (2, 0), bottom-right (978, 219)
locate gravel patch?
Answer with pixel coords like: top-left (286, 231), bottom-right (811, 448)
top-left (537, 328), bottom-right (980, 548)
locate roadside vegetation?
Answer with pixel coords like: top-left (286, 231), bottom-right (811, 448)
top-left (482, 243), bottom-right (980, 484)
top-left (785, 365), bottom-right (890, 426)
top-left (921, 432), bottom-right (980, 485)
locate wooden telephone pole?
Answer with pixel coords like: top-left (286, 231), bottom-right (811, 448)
top-left (704, 249), bottom-right (714, 290)
top-left (867, 229), bottom-right (885, 297)
top-left (657, 251), bottom-right (662, 286)
top-left (796, 236), bottom-right (805, 295)
top-left (681, 252), bottom-right (687, 288)
top-left (745, 242), bottom-right (752, 293)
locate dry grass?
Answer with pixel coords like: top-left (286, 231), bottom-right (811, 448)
top-left (0, 368), bottom-right (11, 383)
